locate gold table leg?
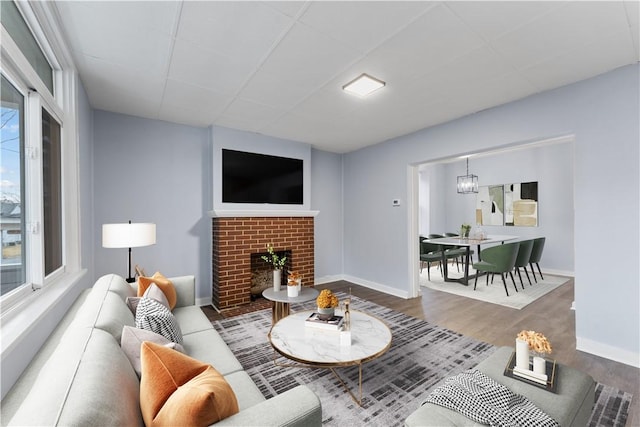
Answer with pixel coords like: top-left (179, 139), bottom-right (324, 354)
top-left (272, 353), bottom-right (365, 406)
top-left (272, 302), bottom-right (290, 324)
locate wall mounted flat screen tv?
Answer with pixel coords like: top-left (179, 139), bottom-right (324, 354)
top-left (222, 149), bottom-right (303, 204)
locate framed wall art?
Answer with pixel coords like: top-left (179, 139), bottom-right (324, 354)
top-left (505, 181), bottom-right (538, 227)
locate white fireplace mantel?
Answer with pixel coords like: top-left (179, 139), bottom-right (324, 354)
top-left (208, 209), bottom-right (319, 218)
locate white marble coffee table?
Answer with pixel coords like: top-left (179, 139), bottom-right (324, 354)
top-left (268, 309), bottom-right (392, 405)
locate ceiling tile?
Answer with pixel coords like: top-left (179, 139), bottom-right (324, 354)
top-left (491, 2), bottom-right (631, 70)
top-left (359, 3), bottom-right (486, 83)
top-left (625, 1), bottom-right (640, 60)
top-left (446, 1), bottom-right (566, 41)
top-left (77, 56), bottom-right (164, 114)
top-left (291, 82), bottom-right (361, 120)
top-left (299, 1), bottom-right (434, 53)
top-left (177, 1), bottom-right (292, 66)
top-left (215, 103), bottom-right (286, 134)
top-left (420, 46), bottom-right (518, 91)
top-left (445, 72), bottom-right (538, 116)
top-left (237, 68), bottom-right (317, 109)
top-left (257, 22), bottom-right (360, 87)
top-left (56, 1), bottom-right (177, 73)
top-left (520, 29), bottom-right (637, 91)
top-left (168, 39), bottom-right (255, 95)
top-left (161, 79), bottom-right (232, 120)
top-left (264, 1), bottom-right (310, 18)
top-left (157, 103), bottom-right (214, 128)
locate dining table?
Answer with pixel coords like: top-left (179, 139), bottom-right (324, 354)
top-left (427, 234), bottom-right (518, 286)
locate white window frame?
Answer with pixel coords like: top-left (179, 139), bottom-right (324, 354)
top-left (0, 0), bottom-right (81, 318)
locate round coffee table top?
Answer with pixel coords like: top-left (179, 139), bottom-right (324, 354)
top-left (262, 286), bottom-right (319, 304)
top-left (268, 309), bottom-right (392, 366)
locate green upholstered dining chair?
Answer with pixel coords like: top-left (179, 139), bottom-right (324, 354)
top-left (428, 233), bottom-right (463, 272)
top-left (513, 239), bottom-right (534, 289)
top-left (445, 232), bottom-right (476, 262)
top-left (420, 240), bottom-right (443, 281)
top-left (472, 242), bottom-right (520, 296)
top-left (529, 237), bottom-right (546, 282)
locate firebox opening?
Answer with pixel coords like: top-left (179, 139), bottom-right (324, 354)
top-left (250, 250), bottom-right (292, 299)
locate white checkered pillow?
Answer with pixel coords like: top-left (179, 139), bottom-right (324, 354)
top-left (135, 297), bottom-right (183, 344)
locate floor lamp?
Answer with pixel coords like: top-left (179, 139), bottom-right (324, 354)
top-left (102, 221), bottom-right (156, 283)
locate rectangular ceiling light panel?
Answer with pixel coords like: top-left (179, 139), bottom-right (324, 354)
top-left (343, 73), bottom-right (386, 97)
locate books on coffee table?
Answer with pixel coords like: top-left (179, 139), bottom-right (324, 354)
top-left (305, 312), bottom-right (344, 330)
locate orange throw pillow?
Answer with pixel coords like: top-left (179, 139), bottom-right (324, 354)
top-left (138, 272), bottom-right (177, 310)
top-left (140, 342), bottom-right (239, 427)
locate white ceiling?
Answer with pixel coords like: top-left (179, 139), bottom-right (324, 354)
top-left (53, 1), bottom-right (639, 153)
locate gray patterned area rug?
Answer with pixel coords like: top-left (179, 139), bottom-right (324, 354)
top-left (212, 296), bottom-right (631, 427)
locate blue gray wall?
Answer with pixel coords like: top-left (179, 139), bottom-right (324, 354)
top-left (311, 149), bottom-right (344, 282)
top-left (92, 112), bottom-right (211, 299)
top-left (344, 64), bottom-right (639, 365)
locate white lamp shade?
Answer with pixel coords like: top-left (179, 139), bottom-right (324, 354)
top-left (102, 223), bottom-right (156, 248)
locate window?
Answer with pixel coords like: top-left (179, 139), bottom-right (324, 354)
top-left (0, 0), bottom-right (78, 313)
top-left (0, 76), bottom-right (26, 295)
top-left (42, 108), bottom-right (62, 275)
top-left (0, 1), bottom-right (54, 94)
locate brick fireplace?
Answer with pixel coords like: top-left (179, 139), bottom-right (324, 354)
top-left (211, 213), bottom-right (316, 310)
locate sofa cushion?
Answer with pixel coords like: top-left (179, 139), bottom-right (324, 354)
top-left (138, 272), bottom-right (177, 310)
top-left (73, 287), bottom-right (135, 342)
top-left (121, 325), bottom-right (185, 377)
top-left (135, 297), bottom-right (183, 344)
top-left (93, 273), bottom-right (136, 300)
top-left (223, 371), bottom-right (266, 411)
top-left (173, 305), bottom-right (217, 335)
top-left (140, 342), bottom-right (239, 426)
top-left (7, 328), bottom-right (143, 427)
top-left (182, 329), bottom-right (243, 376)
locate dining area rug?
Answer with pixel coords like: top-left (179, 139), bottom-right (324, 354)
top-left (211, 295), bottom-right (631, 427)
top-left (420, 265), bottom-right (570, 309)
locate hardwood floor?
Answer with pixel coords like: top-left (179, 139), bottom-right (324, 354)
top-left (204, 276), bottom-right (638, 425)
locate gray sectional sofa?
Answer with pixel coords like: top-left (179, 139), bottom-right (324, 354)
top-left (1, 274), bottom-right (322, 426)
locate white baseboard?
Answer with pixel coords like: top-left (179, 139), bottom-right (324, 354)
top-left (576, 336), bottom-right (640, 368)
top-left (542, 268), bottom-right (574, 277)
top-left (196, 296), bottom-right (212, 307)
top-left (342, 275), bottom-right (410, 299)
top-left (314, 275), bottom-right (346, 285)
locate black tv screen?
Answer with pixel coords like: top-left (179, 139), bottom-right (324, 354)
top-left (222, 149), bottom-right (303, 204)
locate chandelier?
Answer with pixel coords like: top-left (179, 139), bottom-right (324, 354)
top-left (457, 157), bottom-right (478, 194)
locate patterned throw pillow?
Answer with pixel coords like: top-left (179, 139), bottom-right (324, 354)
top-left (126, 283), bottom-right (170, 316)
top-left (135, 297), bottom-right (183, 344)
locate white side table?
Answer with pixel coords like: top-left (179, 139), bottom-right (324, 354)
top-left (262, 287), bottom-right (319, 324)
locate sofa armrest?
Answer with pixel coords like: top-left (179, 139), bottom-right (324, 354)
top-left (214, 385), bottom-right (322, 427)
top-left (170, 275), bottom-right (196, 308)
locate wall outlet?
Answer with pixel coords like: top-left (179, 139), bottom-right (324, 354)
top-left (392, 199), bottom-right (401, 207)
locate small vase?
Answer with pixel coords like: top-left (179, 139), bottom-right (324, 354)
top-left (273, 269), bottom-right (282, 292)
top-left (316, 306), bottom-right (334, 320)
top-left (287, 285), bottom-right (299, 297)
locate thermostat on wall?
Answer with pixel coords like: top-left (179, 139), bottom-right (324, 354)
top-left (392, 199), bottom-right (401, 207)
